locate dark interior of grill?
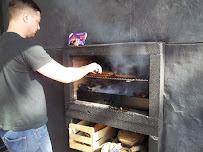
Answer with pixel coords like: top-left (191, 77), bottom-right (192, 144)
top-left (73, 55), bottom-right (150, 113)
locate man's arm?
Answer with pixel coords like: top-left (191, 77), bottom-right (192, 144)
top-left (37, 59), bottom-right (102, 83)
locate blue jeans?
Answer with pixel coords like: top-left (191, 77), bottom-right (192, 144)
top-left (0, 125), bottom-right (53, 152)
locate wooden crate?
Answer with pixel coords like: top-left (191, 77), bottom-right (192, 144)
top-left (69, 120), bottom-right (116, 152)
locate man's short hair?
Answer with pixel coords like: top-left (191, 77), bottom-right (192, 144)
top-left (9, 0), bottom-right (41, 20)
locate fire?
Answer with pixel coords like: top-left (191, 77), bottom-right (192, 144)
top-left (139, 93), bottom-right (148, 98)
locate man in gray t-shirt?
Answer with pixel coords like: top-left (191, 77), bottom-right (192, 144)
top-left (0, 32), bottom-right (52, 131)
top-left (0, 0), bottom-right (102, 152)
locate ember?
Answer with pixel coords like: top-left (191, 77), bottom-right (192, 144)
top-left (139, 93), bottom-right (149, 98)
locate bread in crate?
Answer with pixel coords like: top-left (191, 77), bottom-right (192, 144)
top-left (69, 120), bottom-right (116, 152)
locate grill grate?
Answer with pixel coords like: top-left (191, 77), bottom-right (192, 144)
top-left (85, 75), bottom-right (148, 82)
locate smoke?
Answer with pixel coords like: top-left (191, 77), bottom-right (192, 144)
top-left (91, 85), bottom-right (120, 95)
top-left (105, 45), bottom-right (150, 78)
top-left (63, 1), bottom-right (150, 96)
top-left (89, 79), bottom-right (149, 97)
top-left (63, 0), bottom-right (131, 44)
top-left (87, 45), bottom-right (150, 97)
top-left (106, 55), bottom-right (149, 76)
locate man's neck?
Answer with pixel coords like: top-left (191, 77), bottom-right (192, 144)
top-left (7, 21), bottom-right (26, 38)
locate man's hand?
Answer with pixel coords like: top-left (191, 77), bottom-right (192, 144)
top-left (87, 63), bottom-right (102, 74)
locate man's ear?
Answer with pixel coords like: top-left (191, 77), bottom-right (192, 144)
top-left (22, 12), bottom-right (30, 23)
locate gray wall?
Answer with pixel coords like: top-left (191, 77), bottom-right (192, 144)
top-left (1, 0), bottom-right (203, 152)
top-left (0, 1), bottom-right (3, 34)
top-left (163, 44), bottom-right (203, 152)
top-left (1, 0), bottom-right (9, 34)
top-left (34, 0), bottom-right (203, 49)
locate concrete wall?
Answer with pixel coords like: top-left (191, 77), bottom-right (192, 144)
top-left (0, 0), bottom-right (3, 34)
top-left (163, 44), bottom-right (203, 152)
top-left (1, 0), bottom-right (203, 152)
top-left (34, 0), bottom-right (203, 48)
top-left (1, 0), bottom-right (8, 34)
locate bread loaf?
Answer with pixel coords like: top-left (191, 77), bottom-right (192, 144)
top-left (94, 123), bottom-right (106, 132)
top-left (117, 130), bottom-right (146, 147)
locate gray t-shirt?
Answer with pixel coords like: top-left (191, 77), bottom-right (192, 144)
top-left (0, 32), bottom-right (53, 131)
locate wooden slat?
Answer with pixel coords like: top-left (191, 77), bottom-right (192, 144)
top-left (93, 126), bottom-right (113, 141)
top-left (69, 121), bottom-right (116, 152)
top-left (70, 140), bottom-right (92, 152)
top-left (77, 120), bottom-right (91, 126)
top-left (69, 123), bottom-right (94, 135)
top-left (93, 128), bottom-right (116, 151)
top-left (69, 127), bottom-right (74, 134)
top-left (69, 134), bottom-right (92, 145)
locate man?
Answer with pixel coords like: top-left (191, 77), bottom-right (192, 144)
top-left (0, 0), bottom-right (102, 151)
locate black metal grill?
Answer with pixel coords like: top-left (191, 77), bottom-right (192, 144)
top-left (86, 75), bottom-right (149, 82)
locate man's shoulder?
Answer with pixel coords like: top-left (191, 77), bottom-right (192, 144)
top-left (21, 37), bottom-right (39, 46)
top-left (1, 32), bottom-right (42, 48)
top-left (15, 38), bottom-right (44, 55)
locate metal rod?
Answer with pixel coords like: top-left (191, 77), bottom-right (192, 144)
top-left (85, 75), bottom-right (148, 82)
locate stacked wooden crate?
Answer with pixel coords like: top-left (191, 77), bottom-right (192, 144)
top-left (69, 120), bottom-right (116, 152)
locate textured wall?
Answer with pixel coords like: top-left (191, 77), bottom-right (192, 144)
top-left (1, 0), bottom-right (203, 152)
top-left (130, 0), bottom-right (203, 43)
top-left (33, 0), bottom-right (203, 49)
top-left (163, 44), bottom-right (203, 152)
top-left (2, 0), bottom-right (203, 45)
top-left (0, 3), bottom-right (1, 34)
top-left (1, 0), bottom-right (9, 33)
top-left (0, 0), bottom-right (3, 34)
